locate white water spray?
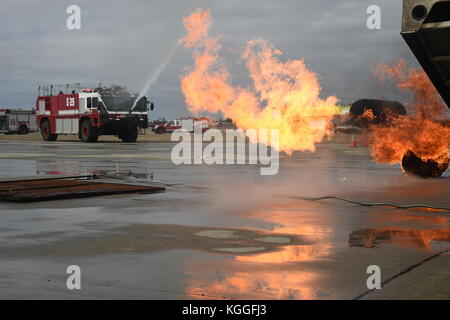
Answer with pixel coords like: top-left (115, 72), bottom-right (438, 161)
top-left (131, 44), bottom-right (179, 110)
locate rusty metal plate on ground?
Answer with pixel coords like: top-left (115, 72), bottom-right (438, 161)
top-left (0, 179), bottom-right (98, 192)
top-left (0, 178), bottom-right (165, 202)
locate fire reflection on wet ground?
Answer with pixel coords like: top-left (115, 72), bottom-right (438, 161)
top-left (349, 228), bottom-right (450, 250)
top-left (184, 203), bottom-right (449, 299)
top-left (184, 206), bottom-right (334, 299)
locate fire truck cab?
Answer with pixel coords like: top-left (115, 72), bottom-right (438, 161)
top-left (36, 85), bottom-right (154, 143)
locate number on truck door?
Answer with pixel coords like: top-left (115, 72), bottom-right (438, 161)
top-left (66, 97), bottom-right (75, 107)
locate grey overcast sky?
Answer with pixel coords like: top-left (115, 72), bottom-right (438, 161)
top-left (0, 0), bottom-right (418, 119)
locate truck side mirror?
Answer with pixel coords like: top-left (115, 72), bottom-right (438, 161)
top-left (149, 102), bottom-right (155, 111)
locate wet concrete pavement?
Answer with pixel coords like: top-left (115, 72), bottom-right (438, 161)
top-left (0, 138), bottom-right (449, 299)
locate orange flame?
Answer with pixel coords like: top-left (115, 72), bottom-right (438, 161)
top-left (370, 59), bottom-right (450, 165)
top-left (374, 59), bottom-right (447, 119)
top-left (180, 9), bottom-right (339, 154)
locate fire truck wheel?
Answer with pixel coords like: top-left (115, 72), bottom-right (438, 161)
top-left (41, 120), bottom-right (58, 141)
top-left (80, 120), bottom-right (99, 143)
top-left (121, 126), bottom-right (138, 143)
top-left (18, 125), bottom-right (28, 135)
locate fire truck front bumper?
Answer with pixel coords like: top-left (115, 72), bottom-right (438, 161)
top-left (100, 114), bottom-right (148, 135)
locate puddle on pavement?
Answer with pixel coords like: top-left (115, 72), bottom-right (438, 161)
top-left (35, 159), bottom-right (156, 182)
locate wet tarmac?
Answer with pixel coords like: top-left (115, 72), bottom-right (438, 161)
top-left (0, 138), bottom-right (449, 299)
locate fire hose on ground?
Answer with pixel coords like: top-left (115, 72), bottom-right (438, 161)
top-left (291, 196), bottom-right (450, 212)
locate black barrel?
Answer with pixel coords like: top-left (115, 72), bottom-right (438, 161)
top-left (350, 99), bottom-right (407, 126)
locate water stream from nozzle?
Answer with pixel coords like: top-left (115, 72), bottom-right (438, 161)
top-left (131, 44), bottom-right (179, 111)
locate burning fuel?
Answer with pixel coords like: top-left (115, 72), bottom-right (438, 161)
top-left (179, 9), bottom-right (339, 155)
top-left (178, 10), bottom-right (449, 177)
top-left (369, 59), bottom-right (450, 177)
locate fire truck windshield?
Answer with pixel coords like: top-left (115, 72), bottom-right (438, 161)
top-left (101, 96), bottom-right (147, 112)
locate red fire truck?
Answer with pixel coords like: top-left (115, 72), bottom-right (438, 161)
top-left (36, 84), bottom-right (154, 143)
top-left (0, 109), bottom-right (37, 134)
